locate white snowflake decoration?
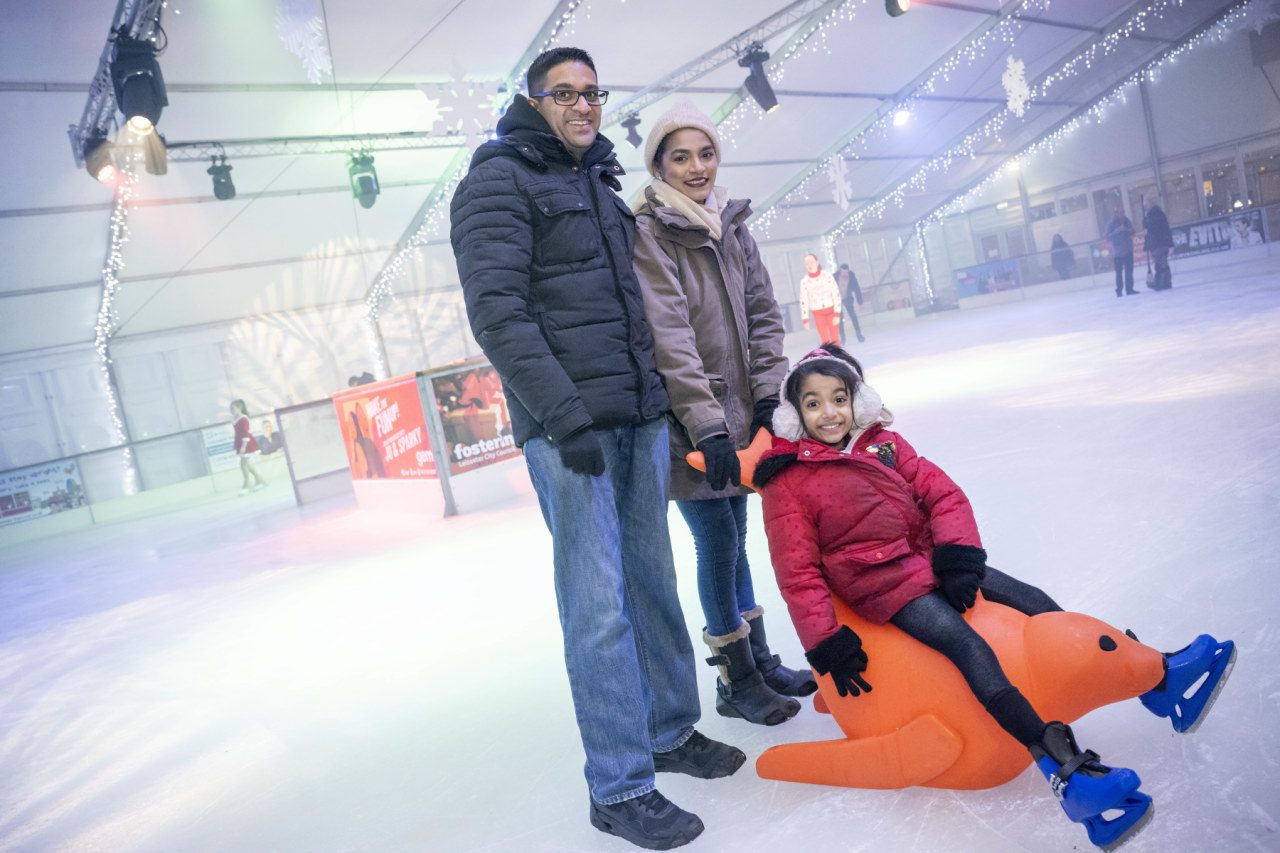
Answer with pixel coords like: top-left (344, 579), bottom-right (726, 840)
top-left (276, 0), bottom-right (332, 84)
top-left (416, 77), bottom-right (507, 148)
top-left (828, 156), bottom-right (854, 211)
top-left (1001, 55), bottom-right (1031, 118)
top-left (1236, 0), bottom-right (1280, 34)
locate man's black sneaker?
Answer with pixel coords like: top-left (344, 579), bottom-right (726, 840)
top-left (652, 730), bottom-right (745, 779)
top-left (589, 789), bottom-right (703, 850)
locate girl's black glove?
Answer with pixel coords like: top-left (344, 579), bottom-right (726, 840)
top-left (805, 626), bottom-right (872, 697)
top-left (696, 435), bottom-right (741, 491)
top-left (932, 544), bottom-right (988, 612)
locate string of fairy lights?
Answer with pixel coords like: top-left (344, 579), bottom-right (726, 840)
top-left (885, 0), bottom-right (1260, 308)
top-left (93, 153), bottom-right (141, 491)
top-left (924, 0), bottom-right (1259, 230)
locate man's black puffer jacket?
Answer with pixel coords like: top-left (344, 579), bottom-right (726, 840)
top-left (450, 96), bottom-right (670, 447)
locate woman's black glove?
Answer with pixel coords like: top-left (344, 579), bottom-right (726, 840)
top-left (932, 544), bottom-right (988, 613)
top-left (696, 435), bottom-right (741, 491)
top-left (749, 395), bottom-right (780, 438)
top-left (557, 428), bottom-right (605, 477)
top-left (805, 626), bottom-right (872, 697)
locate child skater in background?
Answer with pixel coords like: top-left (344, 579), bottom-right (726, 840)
top-left (230, 399), bottom-right (267, 496)
top-left (752, 343), bottom-right (1236, 850)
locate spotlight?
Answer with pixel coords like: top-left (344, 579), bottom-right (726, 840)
top-left (349, 153), bottom-right (379, 209)
top-left (109, 30), bottom-right (167, 134)
top-left (738, 43), bottom-right (778, 114)
top-left (886, 0), bottom-right (910, 16)
top-left (621, 113), bottom-right (642, 148)
top-left (83, 135), bottom-right (117, 185)
top-left (892, 108), bottom-right (911, 127)
top-left (208, 155), bottom-right (235, 200)
top-left (142, 131), bottom-right (168, 175)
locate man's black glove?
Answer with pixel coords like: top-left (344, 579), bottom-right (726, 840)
top-left (805, 626), bottom-right (872, 697)
top-left (696, 435), bottom-right (741, 491)
top-left (749, 395), bottom-right (780, 439)
top-left (932, 544), bottom-right (988, 613)
top-left (557, 428), bottom-right (605, 477)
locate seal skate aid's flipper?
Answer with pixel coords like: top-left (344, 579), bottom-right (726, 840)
top-left (1138, 634), bottom-right (1236, 733)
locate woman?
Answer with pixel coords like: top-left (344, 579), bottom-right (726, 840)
top-left (230, 399), bottom-right (267, 495)
top-left (799, 254), bottom-right (842, 343)
top-left (631, 102), bottom-right (815, 727)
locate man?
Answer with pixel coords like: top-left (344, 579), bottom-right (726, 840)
top-left (450, 48), bottom-right (742, 851)
top-left (1105, 206), bottom-right (1137, 297)
top-left (1142, 199), bottom-right (1173, 291)
top-left (835, 262), bottom-right (866, 343)
top-left (1230, 215), bottom-right (1263, 249)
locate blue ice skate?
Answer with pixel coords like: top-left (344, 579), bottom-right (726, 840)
top-left (1032, 722), bottom-right (1154, 851)
top-left (1139, 634), bottom-right (1236, 733)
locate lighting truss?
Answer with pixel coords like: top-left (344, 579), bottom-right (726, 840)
top-left (163, 131), bottom-right (467, 162)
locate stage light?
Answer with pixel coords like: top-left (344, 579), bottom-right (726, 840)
top-left (83, 136), bottom-right (117, 184)
top-left (208, 155), bottom-right (235, 200)
top-left (142, 131), bottom-right (167, 175)
top-left (349, 153), bottom-right (379, 209)
top-left (110, 30), bottom-right (168, 134)
top-left (621, 113), bottom-right (642, 148)
top-left (886, 0), bottom-right (910, 16)
top-left (738, 43), bottom-right (778, 114)
top-left (893, 108), bottom-right (911, 126)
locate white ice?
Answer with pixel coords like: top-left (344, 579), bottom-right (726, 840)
top-left (3, 258), bottom-right (1279, 852)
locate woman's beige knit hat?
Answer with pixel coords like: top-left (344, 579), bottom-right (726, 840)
top-left (642, 101), bottom-right (723, 177)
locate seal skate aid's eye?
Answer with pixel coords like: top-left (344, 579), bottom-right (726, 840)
top-left (1098, 635), bottom-right (1117, 652)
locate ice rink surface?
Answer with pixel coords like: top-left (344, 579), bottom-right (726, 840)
top-left (3, 258), bottom-right (1279, 852)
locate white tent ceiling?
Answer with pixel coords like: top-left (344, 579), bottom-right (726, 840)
top-left (0, 0), bottom-right (1248, 355)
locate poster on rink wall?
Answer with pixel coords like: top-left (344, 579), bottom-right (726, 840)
top-left (332, 374), bottom-right (436, 480)
top-left (429, 363), bottom-right (518, 476)
top-left (0, 459), bottom-right (88, 527)
top-left (1171, 208), bottom-right (1266, 259)
top-left (201, 425), bottom-right (241, 473)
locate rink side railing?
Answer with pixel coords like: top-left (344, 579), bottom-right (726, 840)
top-left (0, 397), bottom-right (351, 546)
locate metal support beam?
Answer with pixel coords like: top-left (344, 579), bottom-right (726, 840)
top-left (164, 130), bottom-right (466, 162)
top-left (1138, 79), bottom-right (1166, 209)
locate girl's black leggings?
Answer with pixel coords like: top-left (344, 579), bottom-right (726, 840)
top-left (888, 566), bottom-right (1062, 746)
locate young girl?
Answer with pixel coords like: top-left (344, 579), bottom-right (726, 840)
top-left (753, 343), bottom-right (1234, 850)
top-left (798, 254), bottom-right (842, 344)
top-left (230, 399), bottom-right (267, 495)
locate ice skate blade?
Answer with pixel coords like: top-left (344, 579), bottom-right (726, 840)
top-left (1181, 643), bottom-right (1236, 734)
top-left (1084, 792), bottom-right (1154, 851)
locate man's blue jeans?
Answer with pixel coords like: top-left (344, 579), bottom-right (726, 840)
top-left (524, 418), bottom-right (701, 805)
top-left (676, 495), bottom-right (758, 637)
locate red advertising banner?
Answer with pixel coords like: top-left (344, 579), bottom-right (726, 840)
top-left (332, 374), bottom-right (436, 479)
top-left (430, 363), bottom-right (519, 475)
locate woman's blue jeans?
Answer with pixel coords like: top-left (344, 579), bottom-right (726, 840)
top-left (675, 495), bottom-right (758, 637)
top-left (524, 419), bottom-right (700, 805)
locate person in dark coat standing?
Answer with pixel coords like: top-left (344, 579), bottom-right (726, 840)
top-left (1050, 234), bottom-right (1075, 280)
top-left (449, 47), bottom-right (741, 851)
top-left (835, 263), bottom-right (866, 343)
top-left (1142, 200), bottom-right (1174, 291)
top-left (1105, 206), bottom-right (1137, 297)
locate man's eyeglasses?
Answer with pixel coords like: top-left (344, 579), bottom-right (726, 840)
top-left (530, 89), bottom-right (610, 106)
